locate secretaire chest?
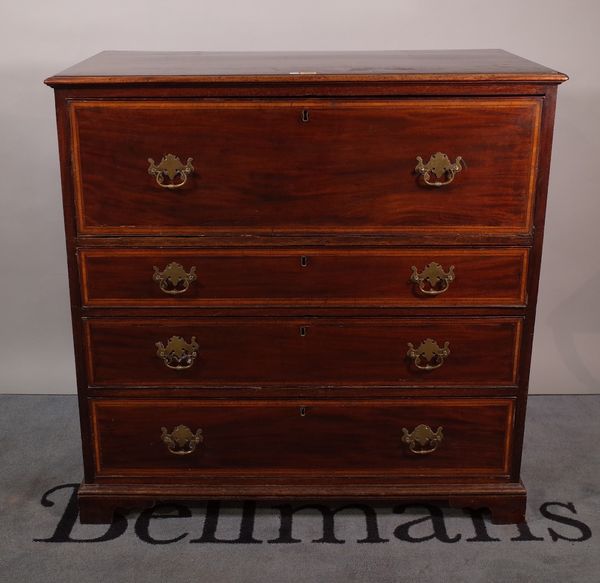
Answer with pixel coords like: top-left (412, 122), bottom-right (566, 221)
top-left (45, 50), bottom-right (567, 524)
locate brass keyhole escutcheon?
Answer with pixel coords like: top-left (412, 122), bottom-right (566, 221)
top-left (300, 255), bottom-right (309, 268)
top-left (299, 326), bottom-right (308, 337)
top-left (300, 109), bottom-right (310, 123)
top-left (300, 407), bottom-right (306, 417)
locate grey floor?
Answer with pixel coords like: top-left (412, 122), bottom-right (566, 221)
top-left (0, 395), bottom-right (598, 583)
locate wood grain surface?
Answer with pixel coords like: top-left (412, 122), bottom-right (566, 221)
top-left (83, 317), bottom-right (522, 388)
top-left (79, 247), bottom-right (529, 307)
top-left (70, 99), bottom-right (541, 235)
top-left (90, 397), bottom-right (514, 478)
top-left (45, 49), bottom-right (567, 85)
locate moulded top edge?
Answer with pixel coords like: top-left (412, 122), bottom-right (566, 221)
top-left (44, 49), bottom-right (569, 87)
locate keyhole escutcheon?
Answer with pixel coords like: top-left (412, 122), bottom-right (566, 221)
top-left (299, 326), bottom-right (308, 337)
top-left (300, 109), bottom-right (310, 123)
top-left (300, 255), bottom-right (309, 268)
top-left (300, 407), bottom-right (307, 417)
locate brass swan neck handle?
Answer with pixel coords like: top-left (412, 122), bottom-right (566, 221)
top-left (148, 154), bottom-right (194, 189)
top-left (415, 152), bottom-right (464, 187)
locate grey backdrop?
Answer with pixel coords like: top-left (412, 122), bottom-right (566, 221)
top-left (0, 0), bottom-right (598, 394)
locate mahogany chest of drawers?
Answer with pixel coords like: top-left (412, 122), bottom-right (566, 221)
top-left (45, 50), bottom-right (567, 524)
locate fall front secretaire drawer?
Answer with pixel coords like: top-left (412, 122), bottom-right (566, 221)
top-left (79, 247), bottom-right (529, 308)
top-left (83, 317), bottom-right (522, 388)
top-left (90, 397), bottom-right (515, 479)
top-left (70, 99), bottom-right (541, 235)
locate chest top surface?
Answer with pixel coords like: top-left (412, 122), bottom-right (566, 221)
top-left (45, 49), bottom-right (567, 86)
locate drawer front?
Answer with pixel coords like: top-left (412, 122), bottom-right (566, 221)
top-left (90, 398), bottom-right (514, 478)
top-left (80, 248), bottom-right (529, 308)
top-left (84, 317), bottom-right (522, 387)
top-left (71, 99), bottom-right (541, 235)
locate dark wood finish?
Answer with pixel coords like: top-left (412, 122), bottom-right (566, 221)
top-left (45, 49), bottom-right (567, 86)
top-left (450, 492), bottom-right (527, 524)
top-left (71, 99), bottom-right (541, 235)
top-left (50, 82), bottom-right (559, 99)
top-left (510, 86), bottom-right (559, 479)
top-left (46, 50), bottom-right (566, 524)
top-left (85, 386), bottom-right (519, 401)
top-left (76, 233), bottom-right (534, 246)
top-left (84, 317), bottom-right (522, 388)
top-left (78, 481), bottom-right (526, 525)
top-left (80, 247), bottom-right (529, 308)
top-left (90, 397), bottom-right (514, 478)
top-left (52, 89), bottom-right (97, 484)
top-left (82, 306), bottom-right (527, 318)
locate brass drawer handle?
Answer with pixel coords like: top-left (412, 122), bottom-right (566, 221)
top-left (407, 338), bottom-right (450, 371)
top-left (153, 262), bottom-right (197, 295)
top-left (402, 424), bottom-right (443, 455)
top-left (410, 262), bottom-right (455, 295)
top-left (415, 152), bottom-right (464, 187)
top-left (148, 154), bottom-right (194, 189)
top-left (156, 336), bottom-right (199, 370)
top-left (161, 425), bottom-right (203, 455)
